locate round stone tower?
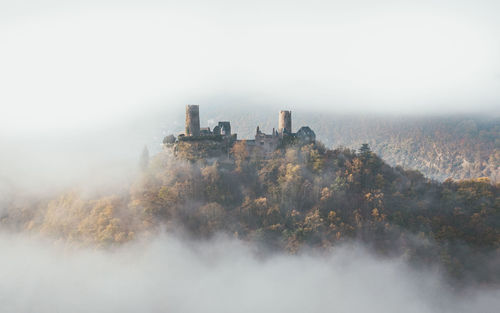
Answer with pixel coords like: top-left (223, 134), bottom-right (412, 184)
top-left (278, 110), bottom-right (292, 134)
top-left (185, 105), bottom-right (200, 136)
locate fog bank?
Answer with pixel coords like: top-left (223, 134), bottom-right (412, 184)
top-left (0, 233), bottom-right (498, 313)
top-left (1, 0), bottom-right (499, 138)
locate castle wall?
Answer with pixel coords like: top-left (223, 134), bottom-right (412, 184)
top-left (254, 132), bottom-right (279, 153)
top-left (185, 105), bottom-right (200, 136)
top-left (218, 121), bottom-right (231, 136)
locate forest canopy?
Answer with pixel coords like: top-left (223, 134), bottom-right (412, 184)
top-left (2, 141), bottom-right (499, 285)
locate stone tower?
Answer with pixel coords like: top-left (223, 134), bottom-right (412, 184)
top-left (185, 105), bottom-right (200, 136)
top-left (278, 110), bottom-right (292, 134)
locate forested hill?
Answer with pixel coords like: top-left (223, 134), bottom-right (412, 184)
top-left (301, 115), bottom-right (499, 183)
top-left (187, 105), bottom-right (499, 183)
top-left (2, 141), bottom-right (499, 284)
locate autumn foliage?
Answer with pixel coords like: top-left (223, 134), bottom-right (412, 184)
top-left (2, 142), bottom-right (499, 283)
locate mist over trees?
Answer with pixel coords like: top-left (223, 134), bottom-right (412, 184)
top-left (2, 140), bottom-right (498, 285)
top-left (2, 1), bottom-right (499, 311)
top-left (191, 105), bottom-right (499, 183)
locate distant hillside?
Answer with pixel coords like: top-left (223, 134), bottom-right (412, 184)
top-left (186, 105), bottom-right (499, 182)
top-left (298, 114), bottom-right (499, 183)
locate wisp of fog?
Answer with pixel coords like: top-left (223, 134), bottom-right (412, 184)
top-left (0, 233), bottom-right (498, 313)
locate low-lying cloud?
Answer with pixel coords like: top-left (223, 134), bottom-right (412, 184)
top-left (1, 0), bottom-right (499, 138)
top-left (0, 233), bottom-right (498, 313)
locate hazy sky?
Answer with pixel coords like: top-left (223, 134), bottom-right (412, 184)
top-left (1, 0), bottom-right (499, 135)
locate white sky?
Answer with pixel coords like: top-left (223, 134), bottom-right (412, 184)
top-left (1, 0), bottom-right (499, 134)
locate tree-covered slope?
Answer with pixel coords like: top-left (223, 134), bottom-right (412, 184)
top-left (2, 142), bottom-right (499, 284)
top-left (194, 106), bottom-right (498, 183)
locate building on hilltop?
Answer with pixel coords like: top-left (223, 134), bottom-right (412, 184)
top-left (296, 126), bottom-right (316, 143)
top-left (164, 105), bottom-right (316, 157)
top-left (213, 121), bottom-right (231, 136)
top-left (180, 105), bottom-right (235, 140)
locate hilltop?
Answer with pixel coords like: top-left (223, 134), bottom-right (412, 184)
top-left (2, 140), bottom-right (498, 284)
top-left (168, 104), bottom-right (498, 183)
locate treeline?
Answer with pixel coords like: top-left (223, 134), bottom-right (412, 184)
top-left (317, 116), bottom-right (500, 183)
top-left (2, 141), bottom-right (498, 284)
top-left (199, 106), bottom-right (499, 182)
